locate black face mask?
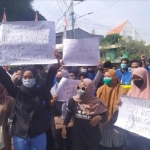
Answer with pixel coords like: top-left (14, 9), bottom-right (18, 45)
top-left (14, 78), bottom-right (22, 86)
top-left (56, 77), bottom-right (62, 83)
top-left (133, 80), bottom-right (144, 88)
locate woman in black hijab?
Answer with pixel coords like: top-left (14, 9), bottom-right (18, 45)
top-left (0, 65), bottom-right (57, 150)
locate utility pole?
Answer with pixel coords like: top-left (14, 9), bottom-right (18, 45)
top-left (71, 0), bottom-right (75, 39)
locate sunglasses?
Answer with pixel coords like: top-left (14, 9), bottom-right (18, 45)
top-left (77, 86), bottom-right (87, 91)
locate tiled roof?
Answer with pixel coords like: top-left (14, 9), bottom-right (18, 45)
top-left (107, 21), bottom-right (128, 35)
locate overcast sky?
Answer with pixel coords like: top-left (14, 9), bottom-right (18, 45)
top-left (32, 0), bottom-right (150, 44)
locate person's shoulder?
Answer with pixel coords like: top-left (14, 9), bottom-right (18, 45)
top-left (6, 95), bottom-right (14, 101)
top-left (116, 69), bottom-right (121, 73)
top-left (97, 85), bottom-right (105, 93)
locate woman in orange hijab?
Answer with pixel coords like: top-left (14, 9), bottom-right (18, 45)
top-left (97, 69), bottom-right (127, 150)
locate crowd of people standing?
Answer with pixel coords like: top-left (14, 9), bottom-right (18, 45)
top-left (0, 52), bottom-right (150, 150)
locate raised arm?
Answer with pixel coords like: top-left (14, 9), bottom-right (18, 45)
top-left (0, 67), bottom-right (18, 98)
top-left (93, 70), bottom-right (103, 88)
top-left (45, 65), bottom-right (58, 91)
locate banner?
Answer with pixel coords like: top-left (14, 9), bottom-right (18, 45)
top-left (57, 78), bottom-right (80, 101)
top-left (0, 21), bottom-right (57, 65)
top-left (115, 95), bottom-right (150, 139)
top-left (63, 37), bottom-right (100, 66)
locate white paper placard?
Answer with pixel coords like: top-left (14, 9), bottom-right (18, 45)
top-left (57, 78), bottom-right (80, 101)
top-left (63, 37), bottom-right (100, 66)
top-left (0, 21), bottom-right (57, 65)
top-left (115, 95), bottom-right (150, 139)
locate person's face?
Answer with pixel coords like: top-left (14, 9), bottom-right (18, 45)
top-left (78, 82), bottom-right (87, 91)
top-left (56, 72), bottom-right (63, 78)
top-left (131, 62), bottom-right (140, 68)
top-left (112, 67), bottom-right (116, 70)
top-left (22, 71), bottom-right (34, 80)
top-left (88, 67), bottom-right (94, 72)
top-left (121, 60), bottom-right (127, 65)
top-left (59, 66), bottom-right (68, 71)
top-left (80, 75), bottom-right (85, 80)
top-left (104, 72), bottom-right (112, 78)
top-left (37, 69), bottom-right (41, 74)
top-left (69, 73), bottom-right (76, 79)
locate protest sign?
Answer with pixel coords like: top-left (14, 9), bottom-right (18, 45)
top-left (115, 95), bottom-right (150, 139)
top-left (63, 37), bottom-right (100, 66)
top-left (0, 21), bottom-right (57, 65)
top-left (57, 78), bottom-right (80, 101)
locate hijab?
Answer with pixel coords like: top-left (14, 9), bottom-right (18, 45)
top-left (59, 70), bottom-right (69, 78)
top-left (22, 67), bottom-right (37, 78)
top-left (73, 78), bottom-right (107, 115)
top-left (97, 69), bottom-right (127, 123)
top-left (128, 67), bottom-right (150, 99)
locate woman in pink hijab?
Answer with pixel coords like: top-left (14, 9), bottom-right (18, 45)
top-left (127, 67), bottom-right (150, 150)
top-left (62, 78), bottom-right (107, 150)
top-left (128, 67), bottom-right (150, 99)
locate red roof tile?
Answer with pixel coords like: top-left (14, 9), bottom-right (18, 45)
top-left (107, 21), bottom-right (128, 35)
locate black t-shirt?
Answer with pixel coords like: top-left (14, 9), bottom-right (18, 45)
top-left (64, 98), bottom-right (107, 147)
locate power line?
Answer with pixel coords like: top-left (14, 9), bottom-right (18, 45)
top-left (55, 2), bottom-right (72, 26)
top-left (56, 0), bottom-right (64, 13)
top-left (74, 12), bottom-right (150, 33)
top-left (77, 0), bottom-right (121, 24)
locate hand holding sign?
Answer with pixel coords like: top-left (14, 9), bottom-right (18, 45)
top-left (115, 95), bottom-right (150, 139)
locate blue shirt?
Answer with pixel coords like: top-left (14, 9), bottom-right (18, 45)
top-left (116, 69), bottom-right (132, 85)
top-left (145, 66), bottom-right (150, 73)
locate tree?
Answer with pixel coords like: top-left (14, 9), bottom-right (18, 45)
top-left (0, 0), bottom-right (45, 21)
top-left (101, 34), bottom-right (150, 61)
top-left (101, 34), bottom-right (122, 45)
top-left (117, 36), bottom-right (150, 60)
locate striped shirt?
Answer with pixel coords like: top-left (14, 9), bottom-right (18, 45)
top-left (100, 124), bottom-right (126, 147)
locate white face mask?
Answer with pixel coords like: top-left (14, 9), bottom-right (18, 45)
top-left (22, 79), bottom-right (36, 88)
top-left (131, 68), bottom-right (136, 73)
top-left (77, 89), bottom-right (86, 97)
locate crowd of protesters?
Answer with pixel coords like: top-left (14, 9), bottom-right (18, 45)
top-left (0, 51), bottom-right (150, 150)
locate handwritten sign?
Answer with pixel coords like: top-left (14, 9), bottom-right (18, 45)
top-left (63, 37), bottom-right (100, 66)
top-left (57, 78), bottom-right (80, 101)
top-left (0, 21), bottom-right (57, 65)
top-left (115, 95), bottom-right (150, 139)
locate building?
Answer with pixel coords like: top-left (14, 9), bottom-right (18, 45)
top-left (107, 20), bottom-right (142, 41)
top-left (56, 28), bottom-right (104, 52)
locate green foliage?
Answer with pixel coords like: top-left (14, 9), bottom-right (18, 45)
top-left (101, 34), bottom-right (122, 45)
top-left (117, 36), bottom-right (150, 60)
top-left (101, 36), bottom-right (150, 61)
top-left (0, 0), bottom-right (45, 21)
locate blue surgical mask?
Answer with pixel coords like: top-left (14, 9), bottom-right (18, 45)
top-left (81, 69), bottom-right (87, 73)
top-left (121, 64), bottom-right (127, 69)
top-left (22, 79), bottom-right (36, 88)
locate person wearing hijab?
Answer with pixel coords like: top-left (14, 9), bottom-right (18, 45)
top-left (62, 78), bottom-right (108, 150)
top-left (97, 69), bottom-right (127, 150)
top-left (0, 65), bottom-right (57, 150)
top-left (69, 69), bottom-right (78, 80)
top-left (0, 83), bottom-right (14, 150)
top-left (50, 70), bottom-right (72, 150)
top-left (125, 67), bottom-right (150, 150)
